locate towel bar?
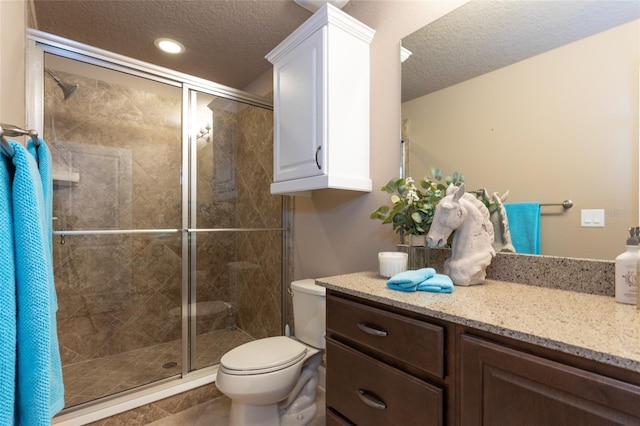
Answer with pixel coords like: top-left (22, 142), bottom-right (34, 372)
top-left (0, 123), bottom-right (40, 157)
top-left (470, 188), bottom-right (573, 210)
top-left (541, 200), bottom-right (573, 209)
top-left (1, 123), bottom-right (40, 146)
top-left (0, 126), bottom-right (14, 157)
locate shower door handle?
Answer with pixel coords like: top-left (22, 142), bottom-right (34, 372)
top-left (315, 146), bottom-right (322, 170)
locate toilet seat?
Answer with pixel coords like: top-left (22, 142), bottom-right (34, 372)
top-left (220, 336), bottom-right (308, 376)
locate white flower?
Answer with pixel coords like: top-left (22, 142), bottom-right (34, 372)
top-left (405, 178), bottom-right (419, 205)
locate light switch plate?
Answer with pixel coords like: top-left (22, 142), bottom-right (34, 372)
top-left (581, 209), bottom-right (605, 227)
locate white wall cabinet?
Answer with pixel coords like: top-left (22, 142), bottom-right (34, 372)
top-left (266, 4), bottom-right (375, 195)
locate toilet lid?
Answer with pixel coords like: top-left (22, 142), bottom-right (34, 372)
top-left (220, 336), bottom-right (307, 375)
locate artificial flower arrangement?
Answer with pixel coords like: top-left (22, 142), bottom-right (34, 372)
top-left (370, 167), bottom-right (465, 239)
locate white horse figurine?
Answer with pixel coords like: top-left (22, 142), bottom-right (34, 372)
top-left (426, 184), bottom-right (496, 286)
top-left (481, 189), bottom-right (516, 253)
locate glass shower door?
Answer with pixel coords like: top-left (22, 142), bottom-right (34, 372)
top-left (45, 53), bottom-right (184, 407)
top-left (38, 42), bottom-right (281, 411)
top-left (187, 88), bottom-right (282, 371)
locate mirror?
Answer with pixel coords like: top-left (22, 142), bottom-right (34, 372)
top-left (401, 1), bottom-right (640, 260)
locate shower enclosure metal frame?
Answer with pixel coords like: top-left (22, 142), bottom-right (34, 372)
top-left (25, 29), bottom-right (289, 423)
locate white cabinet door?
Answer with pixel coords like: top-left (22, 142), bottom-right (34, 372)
top-left (272, 28), bottom-right (325, 183)
top-left (267, 4), bottom-right (374, 195)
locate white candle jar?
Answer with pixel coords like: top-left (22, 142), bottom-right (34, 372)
top-left (378, 252), bottom-right (408, 278)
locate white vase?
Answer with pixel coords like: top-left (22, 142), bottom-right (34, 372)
top-left (408, 234), bottom-right (426, 247)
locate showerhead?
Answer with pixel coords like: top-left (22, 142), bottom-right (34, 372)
top-left (45, 68), bottom-right (79, 100)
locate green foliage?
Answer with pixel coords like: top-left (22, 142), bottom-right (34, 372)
top-left (370, 167), bottom-right (465, 237)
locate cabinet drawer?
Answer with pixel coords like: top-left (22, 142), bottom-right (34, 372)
top-left (326, 408), bottom-right (354, 425)
top-left (327, 338), bottom-right (443, 425)
top-left (327, 295), bottom-right (445, 378)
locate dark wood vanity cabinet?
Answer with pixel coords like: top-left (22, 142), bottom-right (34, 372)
top-left (326, 291), bottom-right (454, 425)
top-left (326, 290), bottom-right (640, 426)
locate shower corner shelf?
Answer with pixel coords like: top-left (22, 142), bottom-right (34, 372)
top-left (53, 169), bottom-right (80, 185)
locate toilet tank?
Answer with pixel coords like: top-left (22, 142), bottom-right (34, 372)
top-left (291, 279), bottom-right (326, 349)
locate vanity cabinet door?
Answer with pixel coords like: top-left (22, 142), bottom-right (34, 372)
top-left (460, 334), bottom-right (640, 425)
top-left (327, 338), bottom-right (443, 426)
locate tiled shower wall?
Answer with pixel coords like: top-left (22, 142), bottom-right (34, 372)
top-left (45, 68), bottom-right (283, 369)
top-left (235, 100), bottom-right (284, 338)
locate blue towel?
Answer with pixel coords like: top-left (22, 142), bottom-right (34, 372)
top-left (31, 139), bottom-right (64, 416)
top-left (0, 154), bottom-right (16, 425)
top-left (27, 138), bottom-right (53, 259)
top-left (27, 138), bottom-right (57, 310)
top-left (11, 140), bottom-right (64, 424)
top-left (504, 202), bottom-right (541, 254)
top-left (417, 274), bottom-right (454, 293)
top-left (387, 268), bottom-right (436, 292)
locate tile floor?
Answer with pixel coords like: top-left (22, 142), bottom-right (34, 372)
top-left (63, 328), bottom-right (254, 407)
top-left (146, 389), bottom-right (326, 425)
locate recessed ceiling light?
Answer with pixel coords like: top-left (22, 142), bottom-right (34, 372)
top-left (154, 38), bottom-right (185, 54)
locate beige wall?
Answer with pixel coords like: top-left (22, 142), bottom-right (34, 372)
top-left (3, 0), bottom-right (469, 284)
top-left (0, 0), bottom-right (26, 127)
top-left (402, 19), bottom-right (640, 261)
top-left (291, 2), bottom-right (465, 280)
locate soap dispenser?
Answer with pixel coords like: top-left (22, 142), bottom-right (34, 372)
top-left (615, 227), bottom-right (640, 304)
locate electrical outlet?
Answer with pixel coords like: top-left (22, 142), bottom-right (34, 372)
top-left (581, 209), bottom-right (605, 227)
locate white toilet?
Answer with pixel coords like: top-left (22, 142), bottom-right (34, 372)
top-left (216, 279), bottom-right (326, 426)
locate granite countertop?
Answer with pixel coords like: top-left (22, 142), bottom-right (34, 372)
top-left (316, 271), bottom-right (640, 373)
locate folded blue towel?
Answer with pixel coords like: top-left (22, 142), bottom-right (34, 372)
top-left (504, 202), bottom-right (541, 254)
top-left (11, 140), bottom-right (65, 424)
top-left (417, 274), bottom-right (454, 293)
top-left (387, 268), bottom-right (436, 292)
top-left (0, 154), bottom-right (16, 425)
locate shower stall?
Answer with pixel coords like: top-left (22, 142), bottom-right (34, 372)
top-left (27, 31), bottom-right (288, 413)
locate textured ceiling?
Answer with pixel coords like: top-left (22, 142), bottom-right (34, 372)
top-left (402, 1), bottom-right (640, 102)
top-left (30, 1), bottom-right (640, 100)
top-left (31, 0), bottom-right (315, 90)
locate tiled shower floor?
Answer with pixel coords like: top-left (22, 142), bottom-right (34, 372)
top-left (62, 328), bottom-right (254, 407)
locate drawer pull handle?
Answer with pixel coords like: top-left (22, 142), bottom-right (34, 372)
top-left (357, 389), bottom-right (387, 410)
top-left (357, 322), bottom-right (388, 337)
